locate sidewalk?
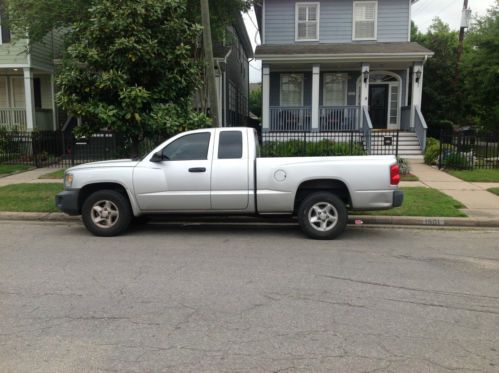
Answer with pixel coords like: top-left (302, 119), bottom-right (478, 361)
top-left (0, 168), bottom-right (63, 187)
top-left (408, 162), bottom-right (499, 219)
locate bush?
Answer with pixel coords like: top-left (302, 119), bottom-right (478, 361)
top-left (397, 157), bottom-right (411, 176)
top-left (261, 139), bottom-right (366, 157)
top-left (424, 137), bottom-right (441, 165)
top-left (444, 152), bottom-right (472, 170)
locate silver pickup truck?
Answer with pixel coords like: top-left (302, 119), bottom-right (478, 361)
top-left (56, 127), bottom-right (403, 239)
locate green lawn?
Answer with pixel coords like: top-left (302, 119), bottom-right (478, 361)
top-left (447, 169), bottom-right (499, 182)
top-left (39, 169), bottom-right (65, 179)
top-left (400, 174), bottom-right (419, 182)
top-left (0, 164), bottom-right (32, 176)
top-left (0, 183), bottom-right (63, 212)
top-left (355, 187), bottom-right (466, 217)
top-left (488, 188), bottom-right (499, 196)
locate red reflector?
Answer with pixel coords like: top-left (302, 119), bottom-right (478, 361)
top-left (390, 164), bottom-right (400, 185)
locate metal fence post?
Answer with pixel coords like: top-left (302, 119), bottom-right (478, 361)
top-left (438, 129), bottom-right (444, 169)
top-left (303, 131), bottom-right (307, 156)
top-left (349, 132), bottom-right (353, 155)
top-left (395, 131), bottom-right (399, 158)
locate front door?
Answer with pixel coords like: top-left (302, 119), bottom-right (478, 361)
top-left (368, 85), bottom-right (388, 129)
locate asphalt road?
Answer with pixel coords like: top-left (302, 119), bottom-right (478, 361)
top-left (0, 221), bottom-right (498, 372)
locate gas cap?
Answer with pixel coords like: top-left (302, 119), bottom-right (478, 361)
top-left (274, 169), bottom-right (287, 182)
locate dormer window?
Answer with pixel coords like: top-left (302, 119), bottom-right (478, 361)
top-left (295, 2), bottom-right (319, 42)
top-left (353, 1), bottom-right (378, 41)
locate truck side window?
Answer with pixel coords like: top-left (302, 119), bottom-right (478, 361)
top-left (218, 131), bottom-right (243, 159)
top-left (162, 132), bottom-right (211, 161)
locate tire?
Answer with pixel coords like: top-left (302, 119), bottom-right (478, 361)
top-left (298, 192), bottom-right (348, 240)
top-left (81, 190), bottom-right (132, 237)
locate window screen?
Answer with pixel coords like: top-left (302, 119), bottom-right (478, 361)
top-left (280, 74), bottom-right (303, 107)
top-left (162, 132), bottom-right (211, 161)
top-left (218, 131), bottom-right (243, 159)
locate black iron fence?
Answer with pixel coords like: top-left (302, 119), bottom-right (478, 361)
top-left (439, 131), bottom-right (499, 170)
top-left (1, 129), bottom-right (406, 169)
top-left (0, 130), bottom-right (162, 168)
top-left (261, 131), bottom-right (400, 157)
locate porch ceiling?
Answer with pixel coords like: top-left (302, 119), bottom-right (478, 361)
top-left (255, 42), bottom-right (434, 63)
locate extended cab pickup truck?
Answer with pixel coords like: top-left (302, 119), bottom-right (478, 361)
top-left (56, 127), bottom-right (403, 239)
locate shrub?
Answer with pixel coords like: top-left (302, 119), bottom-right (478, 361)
top-left (444, 152), bottom-right (473, 170)
top-left (424, 137), bottom-right (441, 165)
top-left (261, 139), bottom-right (366, 157)
top-left (397, 157), bottom-right (411, 176)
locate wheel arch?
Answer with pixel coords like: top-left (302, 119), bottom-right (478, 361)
top-left (294, 178), bottom-right (352, 214)
top-left (78, 182), bottom-right (140, 216)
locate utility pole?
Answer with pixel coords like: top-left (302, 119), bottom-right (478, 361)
top-left (200, 0), bottom-right (220, 127)
top-left (455, 0), bottom-right (470, 87)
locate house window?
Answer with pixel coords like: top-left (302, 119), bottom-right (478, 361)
top-left (0, 77), bottom-right (8, 107)
top-left (353, 1), bottom-right (377, 40)
top-left (0, 6), bottom-right (11, 44)
top-left (280, 74), bottom-right (304, 107)
top-left (389, 85), bottom-right (399, 125)
top-left (323, 73), bottom-right (348, 106)
top-left (296, 3), bottom-right (319, 41)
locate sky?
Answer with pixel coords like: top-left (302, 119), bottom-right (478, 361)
top-left (243, 0), bottom-right (496, 83)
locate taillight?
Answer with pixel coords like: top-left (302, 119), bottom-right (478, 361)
top-left (390, 164), bottom-right (400, 185)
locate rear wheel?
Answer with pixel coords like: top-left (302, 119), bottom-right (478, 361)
top-left (82, 190), bottom-right (132, 237)
top-left (298, 192), bottom-right (347, 240)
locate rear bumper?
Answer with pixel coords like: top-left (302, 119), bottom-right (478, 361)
top-left (393, 190), bottom-right (404, 207)
top-left (55, 190), bottom-right (80, 215)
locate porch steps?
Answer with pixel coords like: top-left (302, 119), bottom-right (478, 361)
top-left (369, 132), bottom-right (424, 160)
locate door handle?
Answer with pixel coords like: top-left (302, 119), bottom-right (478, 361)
top-left (188, 167), bottom-right (206, 173)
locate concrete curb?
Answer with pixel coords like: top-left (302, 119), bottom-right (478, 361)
top-left (0, 211), bottom-right (498, 228)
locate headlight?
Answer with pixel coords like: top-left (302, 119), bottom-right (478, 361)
top-left (64, 173), bottom-right (74, 188)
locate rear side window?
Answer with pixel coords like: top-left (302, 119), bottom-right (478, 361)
top-left (162, 132), bottom-right (211, 161)
top-left (218, 131), bottom-right (243, 159)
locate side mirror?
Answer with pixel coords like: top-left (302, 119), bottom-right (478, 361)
top-left (150, 151), bottom-right (164, 163)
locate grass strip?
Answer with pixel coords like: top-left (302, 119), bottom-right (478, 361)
top-left (446, 169), bottom-right (499, 182)
top-left (0, 183), bottom-right (63, 212)
top-left (356, 187), bottom-right (466, 217)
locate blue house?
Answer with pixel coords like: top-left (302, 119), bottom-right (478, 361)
top-left (254, 0), bottom-right (434, 157)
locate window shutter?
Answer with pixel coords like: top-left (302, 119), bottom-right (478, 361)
top-left (0, 3), bottom-right (11, 43)
top-left (354, 2), bottom-right (377, 40)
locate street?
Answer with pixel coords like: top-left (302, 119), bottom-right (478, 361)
top-left (0, 221), bottom-right (498, 372)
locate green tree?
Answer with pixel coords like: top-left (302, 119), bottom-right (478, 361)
top-left (56, 0), bottom-right (209, 156)
top-left (249, 85), bottom-right (262, 118)
top-left (412, 18), bottom-right (462, 132)
top-left (461, 1), bottom-right (499, 132)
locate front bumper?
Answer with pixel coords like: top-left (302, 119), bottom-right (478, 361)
top-left (55, 190), bottom-right (80, 215)
top-left (393, 190), bottom-right (404, 207)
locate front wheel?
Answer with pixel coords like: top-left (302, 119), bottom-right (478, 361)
top-left (82, 190), bottom-right (132, 237)
top-left (298, 192), bottom-right (348, 240)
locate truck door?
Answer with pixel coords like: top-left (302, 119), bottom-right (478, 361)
top-left (210, 129), bottom-right (249, 210)
top-left (133, 131), bottom-right (213, 211)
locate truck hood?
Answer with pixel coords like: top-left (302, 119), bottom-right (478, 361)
top-left (67, 159), bottom-right (140, 172)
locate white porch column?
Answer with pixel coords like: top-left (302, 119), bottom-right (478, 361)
top-left (311, 64), bottom-right (320, 132)
top-left (214, 70), bottom-right (223, 127)
top-left (262, 65), bottom-right (270, 132)
top-left (360, 63), bottom-right (369, 127)
top-left (23, 68), bottom-right (36, 131)
top-left (410, 62), bottom-right (424, 128)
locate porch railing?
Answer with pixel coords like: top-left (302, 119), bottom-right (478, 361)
top-left (414, 106), bottom-right (428, 152)
top-left (362, 106), bottom-right (373, 154)
top-left (0, 108), bottom-right (27, 130)
top-left (320, 106), bottom-right (359, 131)
top-left (270, 106), bottom-right (311, 132)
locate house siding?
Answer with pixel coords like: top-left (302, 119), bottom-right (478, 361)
top-left (30, 31), bottom-right (64, 71)
top-left (0, 39), bottom-right (28, 65)
top-left (264, 0), bottom-right (410, 44)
